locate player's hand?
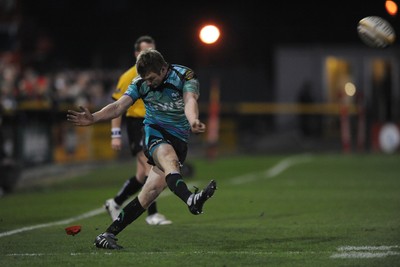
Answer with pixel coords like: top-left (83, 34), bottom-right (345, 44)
top-left (191, 119), bottom-right (206, 133)
top-left (67, 106), bottom-right (94, 126)
top-left (111, 137), bottom-right (122, 150)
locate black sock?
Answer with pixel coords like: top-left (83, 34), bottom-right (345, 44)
top-left (114, 176), bottom-right (143, 206)
top-left (106, 197), bottom-right (145, 235)
top-left (165, 173), bottom-right (192, 203)
top-left (147, 202), bottom-right (157, 215)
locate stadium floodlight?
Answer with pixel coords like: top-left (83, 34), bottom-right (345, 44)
top-left (385, 0), bottom-right (398, 16)
top-left (199, 25), bottom-right (220, 44)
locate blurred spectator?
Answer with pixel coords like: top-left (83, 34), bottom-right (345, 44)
top-left (1, 53), bottom-right (119, 111)
top-left (0, 52), bottom-right (19, 111)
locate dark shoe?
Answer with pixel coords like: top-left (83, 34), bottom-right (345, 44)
top-left (188, 180), bottom-right (217, 215)
top-left (94, 233), bottom-right (123, 250)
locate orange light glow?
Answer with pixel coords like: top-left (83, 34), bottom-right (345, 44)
top-left (199, 25), bottom-right (220, 44)
top-left (385, 0), bottom-right (398, 16)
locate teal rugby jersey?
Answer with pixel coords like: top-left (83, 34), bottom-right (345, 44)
top-left (124, 64), bottom-right (200, 142)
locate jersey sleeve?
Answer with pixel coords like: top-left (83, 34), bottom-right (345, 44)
top-left (182, 69), bottom-right (200, 95)
top-left (124, 80), bottom-right (141, 103)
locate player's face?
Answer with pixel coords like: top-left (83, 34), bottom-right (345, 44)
top-left (140, 42), bottom-right (155, 51)
top-left (143, 66), bottom-right (167, 88)
top-left (135, 42), bottom-right (155, 57)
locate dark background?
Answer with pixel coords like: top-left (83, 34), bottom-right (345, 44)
top-left (1, 0), bottom-right (399, 176)
top-left (13, 0), bottom-right (397, 70)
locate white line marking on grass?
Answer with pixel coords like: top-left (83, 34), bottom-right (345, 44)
top-left (338, 245), bottom-right (399, 251)
top-left (230, 154), bottom-right (313, 185)
top-left (331, 251), bottom-right (400, 259)
top-left (0, 208), bottom-right (104, 238)
top-left (0, 183), bottom-right (196, 239)
top-left (331, 245), bottom-right (400, 259)
top-left (6, 253), bottom-right (47, 256)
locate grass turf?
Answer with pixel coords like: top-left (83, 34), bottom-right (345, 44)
top-left (0, 153), bottom-right (399, 266)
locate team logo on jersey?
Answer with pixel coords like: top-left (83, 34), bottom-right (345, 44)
top-left (185, 70), bottom-right (194, 80)
top-left (171, 92), bottom-right (180, 100)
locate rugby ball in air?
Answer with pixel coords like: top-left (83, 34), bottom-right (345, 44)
top-left (357, 16), bottom-right (396, 48)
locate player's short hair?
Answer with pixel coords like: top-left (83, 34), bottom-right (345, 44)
top-left (134, 35), bottom-right (155, 52)
top-left (136, 49), bottom-right (167, 77)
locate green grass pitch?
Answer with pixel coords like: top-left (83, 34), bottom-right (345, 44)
top-left (0, 153), bottom-right (399, 266)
